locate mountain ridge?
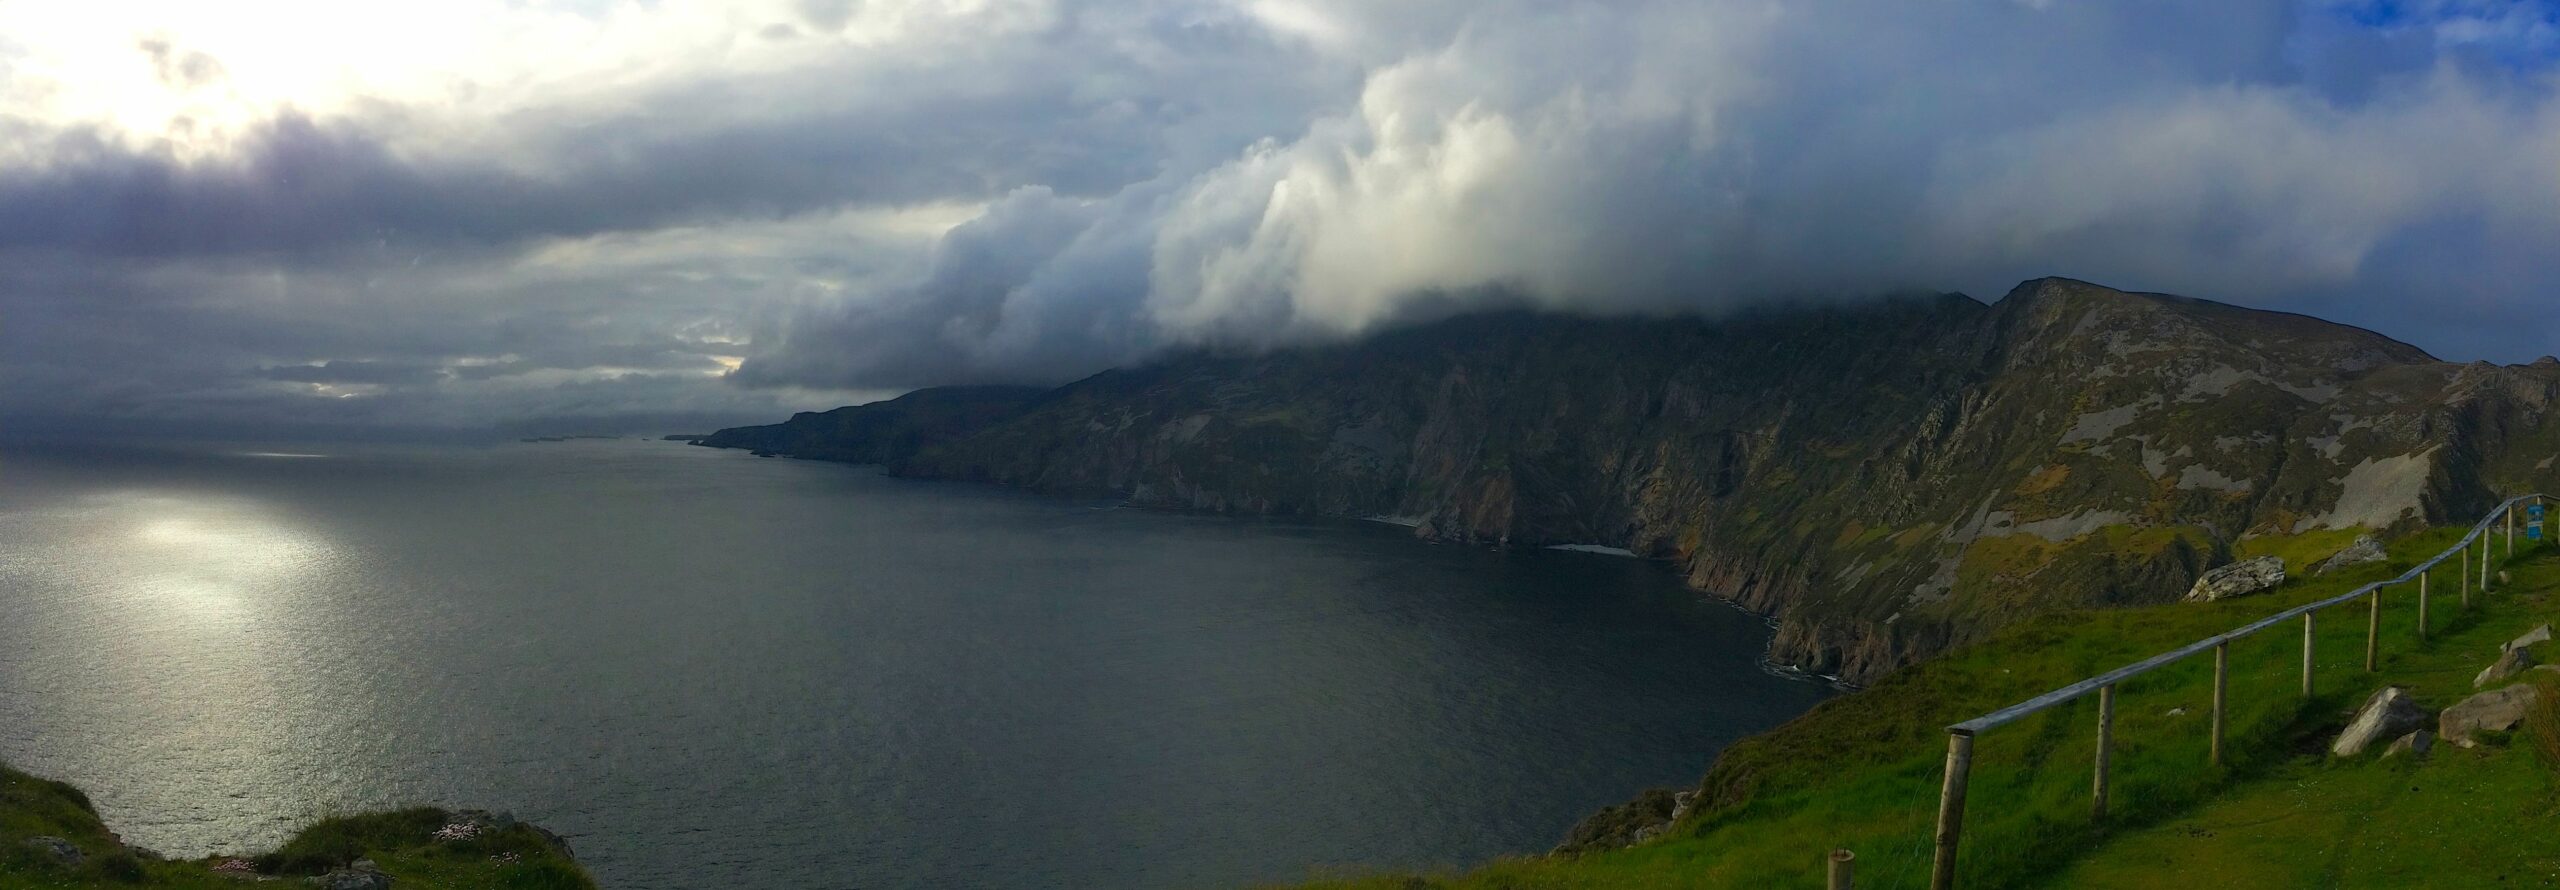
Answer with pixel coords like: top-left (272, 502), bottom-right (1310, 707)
top-left (701, 277), bottom-right (2560, 683)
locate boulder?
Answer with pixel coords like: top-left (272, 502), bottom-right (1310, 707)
top-left (2186, 556), bottom-right (2287, 602)
top-left (2332, 686), bottom-right (2428, 757)
top-left (2508, 624), bottom-right (2553, 653)
top-left (2476, 647), bottom-right (2538, 688)
top-left (2382, 730), bottom-right (2434, 760)
top-left (2440, 684), bottom-right (2540, 746)
top-left (22, 836), bottom-right (82, 867)
top-left (2316, 535), bottom-right (2388, 574)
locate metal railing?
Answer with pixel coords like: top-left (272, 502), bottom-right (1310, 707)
top-left (1926, 493), bottom-right (2547, 890)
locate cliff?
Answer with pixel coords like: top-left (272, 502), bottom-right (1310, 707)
top-left (705, 278), bottom-right (2560, 684)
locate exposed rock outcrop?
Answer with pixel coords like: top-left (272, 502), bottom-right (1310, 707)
top-left (22, 835), bottom-right (81, 866)
top-left (708, 278), bottom-right (2560, 682)
top-left (1552, 787), bottom-right (1696, 855)
top-left (2332, 686), bottom-right (2427, 757)
top-left (2382, 729), bottom-right (2434, 759)
top-left (2187, 557), bottom-right (2288, 603)
top-left (2441, 684), bottom-right (2540, 746)
top-left (2509, 624), bottom-right (2553, 652)
top-left (2477, 648), bottom-right (2539, 687)
top-left (2316, 535), bottom-right (2388, 574)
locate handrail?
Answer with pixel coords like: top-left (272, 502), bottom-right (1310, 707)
top-left (1950, 492), bottom-right (2544, 734)
top-left (1928, 492), bottom-right (2545, 889)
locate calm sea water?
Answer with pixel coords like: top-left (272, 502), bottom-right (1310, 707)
top-left (0, 440), bottom-right (1827, 888)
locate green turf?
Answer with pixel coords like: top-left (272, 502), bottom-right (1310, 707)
top-left (1278, 527), bottom-right (2559, 889)
top-left (0, 763), bottom-right (595, 890)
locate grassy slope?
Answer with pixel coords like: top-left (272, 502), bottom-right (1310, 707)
top-left (2056, 554), bottom-right (2560, 888)
top-left (1283, 527), bottom-right (2558, 889)
top-left (0, 765), bottom-right (595, 890)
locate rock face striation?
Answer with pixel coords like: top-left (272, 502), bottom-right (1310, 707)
top-left (707, 278), bottom-right (2560, 683)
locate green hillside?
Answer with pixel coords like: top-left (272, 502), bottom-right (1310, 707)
top-left (0, 767), bottom-right (594, 890)
top-left (1282, 525), bottom-right (2560, 888)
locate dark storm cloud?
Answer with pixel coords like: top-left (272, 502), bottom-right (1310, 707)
top-left (11, 0), bottom-right (2560, 443)
top-left (0, 94), bottom-right (1149, 258)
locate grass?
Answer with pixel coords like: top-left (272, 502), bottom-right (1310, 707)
top-left (2234, 526), bottom-right (2373, 576)
top-left (0, 763), bottom-right (595, 890)
top-left (1278, 527), bottom-right (2560, 889)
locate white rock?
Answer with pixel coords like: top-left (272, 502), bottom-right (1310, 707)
top-left (2186, 556), bottom-right (2286, 602)
top-left (2333, 686), bottom-right (2427, 757)
top-left (2507, 624), bottom-right (2553, 653)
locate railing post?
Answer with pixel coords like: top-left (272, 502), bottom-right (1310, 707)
top-left (2508, 503), bottom-right (2516, 558)
top-left (1932, 731), bottom-right (1974, 890)
top-left (2301, 612), bottom-right (2316, 698)
top-left (2418, 572), bottom-right (2429, 642)
top-left (2464, 544), bottom-right (2473, 606)
top-left (2485, 534), bottom-right (2495, 590)
top-left (2210, 642), bottom-right (2228, 766)
top-left (2093, 683), bottom-right (2114, 820)
top-left (2365, 588), bottom-right (2381, 672)
top-left (1828, 848), bottom-right (1855, 890)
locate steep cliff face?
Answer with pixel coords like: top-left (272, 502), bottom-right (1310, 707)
top-left (705, 278), bottom-right (2560, 683)
top-left (695, 385), bottom-right (1044, 462)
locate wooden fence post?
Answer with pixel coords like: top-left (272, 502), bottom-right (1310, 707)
top-left (2210, 642), bottom-right (2228, 766)
top-left (2365, 589), bottom-right (2381, 672)
top-left (1932, 731), bottom-right (1974, 890)
top-left (2418, 572), bottom-right (2429, 642)
top-left (1828, 848), bottom-right (1854, 890)
top-left (2094, 683), bottom-right (2115, 820)
top-left (2301, 612), bottom-right (2316, 698)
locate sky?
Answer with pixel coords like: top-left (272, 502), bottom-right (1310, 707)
top-left (4, 0), bottom-right (2559, 441)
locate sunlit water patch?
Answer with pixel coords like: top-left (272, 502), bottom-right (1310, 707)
top-left (0, 441), bottom-right (1827, 889)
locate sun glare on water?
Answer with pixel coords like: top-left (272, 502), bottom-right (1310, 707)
top-left (114, 491), bottom-right (330, 618)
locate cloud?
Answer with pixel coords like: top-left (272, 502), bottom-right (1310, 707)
top-left (739, 0), bottom-right (2560, 390)
top-left (8, 0), bottom-right (2560, 442)
top-left (134, 36), bottom-right (226, 89)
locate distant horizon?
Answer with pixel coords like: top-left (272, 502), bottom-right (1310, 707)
top-left (10, 273), bottom-right (2551, 447)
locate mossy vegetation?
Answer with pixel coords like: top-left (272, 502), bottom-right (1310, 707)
top-left (1280, 528), bottom-right (2560, 889)
top-left (0, 765), bottom-right (595, 890)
